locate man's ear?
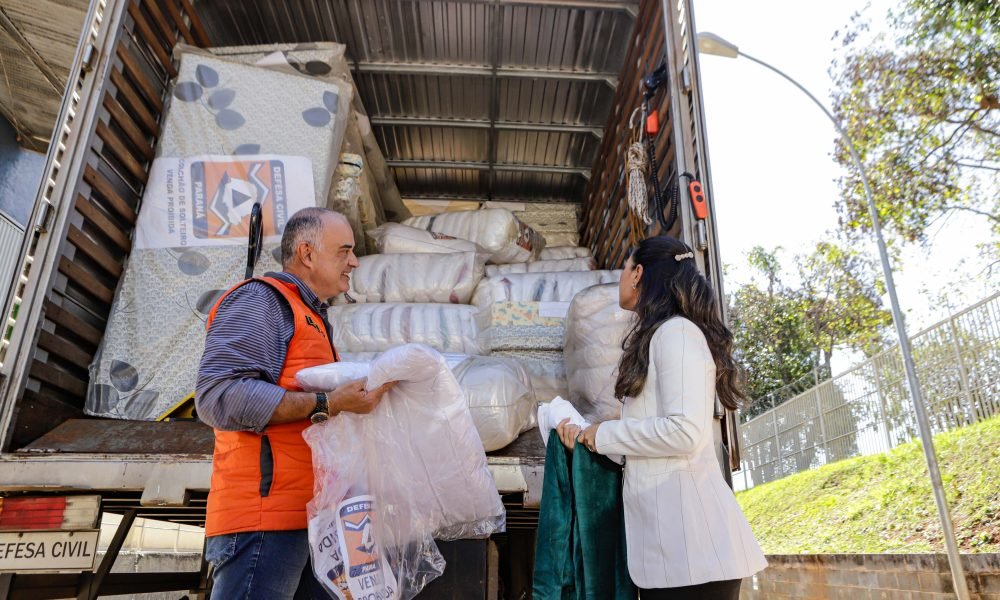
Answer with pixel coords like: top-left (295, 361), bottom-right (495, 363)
top-left (296, 240), bottom-right (314, 268)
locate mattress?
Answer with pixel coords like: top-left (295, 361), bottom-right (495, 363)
top-left (87, 47), bottom-right (349, 420)
top-left (404, 209), bottom-right (544, 264)
top-left (328, 303), bottom-right (487, 355)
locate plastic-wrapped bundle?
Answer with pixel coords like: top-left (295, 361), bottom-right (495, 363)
top-left (542, 232), bottom-right (580, 247)
top-left (337, 352), bottom-right (535, 451)
top-left (87, 47), bottom-right (348, 420)
top-left (329, 303), bottom-right (487, 355)
top-left (335, 252), bottom-right (486, 305)
top-left (301, 345), bottom-right (505, 599)
top-left (564, 284), bottom-right (634, 423)
top-left (472, 271), bottom-right (621, 351)
top-left (404, 209), bottom-right (544, 264)
top-left (493, 350), bottom-right (568, 404)
top-left (539, 246), bottom-right (592, 260)
top-left (368, 222), bottom-right (483, 255)
top-left (484, 257), bottom-right (596, 277)
top-left (452, 356), bottom-right (536, 452)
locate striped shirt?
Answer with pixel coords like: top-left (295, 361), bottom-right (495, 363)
top-left (195, 271), bottom-right (332, 433)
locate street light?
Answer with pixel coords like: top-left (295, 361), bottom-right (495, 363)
top-left (697, 32), bottom-right (971, 599)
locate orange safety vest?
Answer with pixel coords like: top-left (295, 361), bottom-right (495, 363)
top-left (203, 276), bottom-right (338, 537)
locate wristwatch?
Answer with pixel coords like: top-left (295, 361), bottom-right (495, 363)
top-left (310, 392), bottom-right (330, 424)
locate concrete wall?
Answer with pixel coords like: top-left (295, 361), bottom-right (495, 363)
top-left (742, 554), bottom-right (1000, 600)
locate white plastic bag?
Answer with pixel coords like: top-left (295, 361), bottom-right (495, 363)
top-left (404, 209), bottom-right (544, 264)
top-left (563, 283), bottom-right (634, 423)
top-left (538, 246), bottom-right (592, 260)
top-left (329, 303), bottom-right (487, 355)
top-left (367, 222), bottom-right (482, 254)
top-left (336, 252), bottom-right (486, 305)
top-left (452, 356), bottom-right (536, 452)
top-left (302, 345), bottom-right (506, 599)
top-left (484, 257), bottom-right (596, 277)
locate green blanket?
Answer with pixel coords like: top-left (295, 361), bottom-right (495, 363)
top-left (533, 430), bottom-right (637, 599)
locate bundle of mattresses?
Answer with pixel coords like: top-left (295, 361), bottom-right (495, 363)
top-left (86, 43), bottom-right (356, 420)
top-left (329, 207), bottom-right (551, 450)
top-left (563, 283), bottom-right (634, 423)
top-left (486, 201), bottom-right (581, 248)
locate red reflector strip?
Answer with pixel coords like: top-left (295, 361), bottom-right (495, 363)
top-left (0, 496), bottom-right (100, 531)
top-left (0, 497), bottom-right (68, 531)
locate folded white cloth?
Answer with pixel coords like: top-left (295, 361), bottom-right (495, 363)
top-left (536, 396), bottom-right (590, 446)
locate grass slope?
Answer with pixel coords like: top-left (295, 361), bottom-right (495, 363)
top-left (736, 414), bottom-right (1000, 553)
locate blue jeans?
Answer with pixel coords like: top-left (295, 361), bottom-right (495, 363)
top-left (205, 530), bottom-right (329, 599)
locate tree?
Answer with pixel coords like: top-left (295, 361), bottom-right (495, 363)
top-left (795, 241), bottom-right (893, 375)
top-left (831, 0), bottom-right (1000, 260)
top-left (730, 247), bottom-right (817, 415)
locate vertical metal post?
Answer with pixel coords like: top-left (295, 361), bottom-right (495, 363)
top-left (815, 386), bottom-right (827, 459)
top-left (77, 509), bottom-right (137, 600)
top-left (871, 361), bottom-right (894, 452)
top-left (770, 411), bottom-right (781, 479)
top-left (947, 316), bottom-right (977, 424)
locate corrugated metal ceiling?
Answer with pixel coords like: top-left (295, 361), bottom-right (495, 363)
top-left (198, 0), bottom-right (637, 202)
top-left (0, 0), bottom-right (637, 203)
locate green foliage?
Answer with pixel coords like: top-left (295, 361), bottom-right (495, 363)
top-left (831, 0), bottom-right (1000, 256)
top-left (729, 243), bottom-right (891, 416)
top-left (737, 413), bottom-right (1000, 553)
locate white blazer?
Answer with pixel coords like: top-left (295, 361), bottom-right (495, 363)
top-left (594, 317), bottom-right (767, 589)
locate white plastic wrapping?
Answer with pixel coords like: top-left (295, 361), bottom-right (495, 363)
top-left (367, 222), bottom-right (483, 254)
top-left (403, 209), bottom-right (544, 264)
top-left (563, 283), bottom-right (634, 423)
top-left (336, 353), bottom-right (535, 451)
top-left (301, 345), bottom-right (505, 599)
top-left (484, 257), bottom-right (596, 277)
top-left (472, 271), bottom-right (622, 351)
top-left (538, 246), bottom-right (592, 260)
top-left (335, 252), bottom-right (486, 305)
top-left (329, 303), bottom-right (487, 355)
top-left (452, 356), bottom-right (537, 452)
top-left (493, 350), bottom-right (568, 404)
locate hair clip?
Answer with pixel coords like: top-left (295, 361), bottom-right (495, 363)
top-left (674, 251), bottom-right (694, 262)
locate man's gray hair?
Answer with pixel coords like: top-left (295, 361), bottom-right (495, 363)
top-left (280, 207), bottom-right (344, 267)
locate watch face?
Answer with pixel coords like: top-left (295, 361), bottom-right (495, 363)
top-left (310, 412), bottom-right (329, 425)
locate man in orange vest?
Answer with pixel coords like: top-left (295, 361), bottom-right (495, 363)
top-left (196, 207), bottom-right (395, 598)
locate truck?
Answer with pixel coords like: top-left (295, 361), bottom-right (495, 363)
top-left (0, 0), bottom-right (738, 597)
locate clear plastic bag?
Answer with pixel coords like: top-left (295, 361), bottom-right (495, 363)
top-left (484, 257), bottom-right (596, 277)
top-left (329, 303), bottom-right (487, 355)
top-left (302, 345), bottom-right (506, 599)
top-left (403, 208), bottom-right (544, 264)
top-left (367, 222), bottom-right (483, 254)
top-left (335, 252), bottom-right (487, 305)
top-left (539, 246), bottom-right (592, 260)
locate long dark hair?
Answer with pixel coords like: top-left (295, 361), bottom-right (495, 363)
top-left (614, 235), bottom-right (746, 410)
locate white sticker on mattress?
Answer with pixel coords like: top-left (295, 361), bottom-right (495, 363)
top-left (538, 302), bottom-right (571, 318)
top-left (136, 155), bottom-right (316, 249)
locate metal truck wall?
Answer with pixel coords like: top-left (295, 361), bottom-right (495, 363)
top-left (0, 0), bottom-right (208, 451)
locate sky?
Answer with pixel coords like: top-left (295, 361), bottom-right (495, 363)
top-left (692, 0), bottom-right (997, 371)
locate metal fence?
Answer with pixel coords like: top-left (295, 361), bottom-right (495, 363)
top-left (735, 292), bottom-right (1000, 491)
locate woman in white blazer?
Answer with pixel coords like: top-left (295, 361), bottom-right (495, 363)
top-left (558, 235), bottom-right (767, 599)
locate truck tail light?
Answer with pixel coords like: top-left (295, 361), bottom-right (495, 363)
top-left (0, 495), bottom-right (100, 531)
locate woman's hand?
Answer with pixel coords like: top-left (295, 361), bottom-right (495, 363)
top-left (556, 419), bottom-right (601, 452)
top-left (556, 418), bottom-right (581, 449)
top-left (578, 424), bottom-right (600, 452)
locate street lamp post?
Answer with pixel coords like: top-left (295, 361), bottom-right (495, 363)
top-left (697, 32), bottom-right (970, 599)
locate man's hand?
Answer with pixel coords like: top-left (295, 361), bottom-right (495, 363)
top-left (330, 378), bottom-right (398, 415)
